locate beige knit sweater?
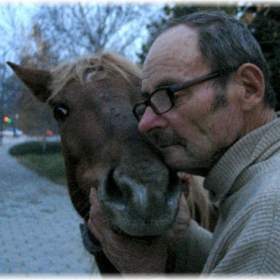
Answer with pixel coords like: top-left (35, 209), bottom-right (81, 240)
top-left (174, 118), bottom-right (280, 275)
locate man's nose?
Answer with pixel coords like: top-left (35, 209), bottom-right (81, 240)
top-left (138, 106), bottom-right (167, 133)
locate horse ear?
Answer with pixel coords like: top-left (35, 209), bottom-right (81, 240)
top-left (7, 62), bottom-right (52, 103)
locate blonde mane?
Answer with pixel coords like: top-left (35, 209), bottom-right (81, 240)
top-left (49, 52), bottom-right (141, 98)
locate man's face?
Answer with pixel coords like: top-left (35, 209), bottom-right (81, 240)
top-left (139, 25), bottom-right (244, 175)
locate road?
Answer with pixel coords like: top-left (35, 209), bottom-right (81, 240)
top-left (0, 136), bottom-right (99, 275)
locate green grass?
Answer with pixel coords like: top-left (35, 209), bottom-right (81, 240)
top-left (9, 141), bottom-right (67, 186)
top-left (17, 154), bottom-right (67, 186)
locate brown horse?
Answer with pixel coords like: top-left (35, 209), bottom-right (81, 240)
top-left (8, 52), bottom-right (217, 273)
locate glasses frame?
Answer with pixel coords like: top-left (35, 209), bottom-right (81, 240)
top-left (133, 67), bottom-right (237, 121)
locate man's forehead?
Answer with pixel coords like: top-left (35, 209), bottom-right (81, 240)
top-left (150, 25), bottom-right (198, 53)
top-left (160, 24), bottom-right (195, 39)
top-left (142, 25), bottom-right (203, 92)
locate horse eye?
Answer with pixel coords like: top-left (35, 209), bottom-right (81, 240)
top-left (53, 105), bottom-right (69, 121)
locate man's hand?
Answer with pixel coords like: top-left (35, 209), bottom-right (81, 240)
top-left (87, 187), bottom-right (168, 273)
top-left (87, 175), bottom-right (191, 274)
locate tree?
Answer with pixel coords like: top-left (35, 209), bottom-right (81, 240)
top-left (15, 22), bottom-right (59, 136)
top-left (2, 74), bottom-right (22, 132)
top-left (239, 4), bottom-right (280, 110)
top-left (32, 3), bottom-right (160, 62)
top-left (0, 3), bottom-right (31, 143)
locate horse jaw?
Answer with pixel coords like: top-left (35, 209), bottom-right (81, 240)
top-left (7, 62), bottom-right (52, 103)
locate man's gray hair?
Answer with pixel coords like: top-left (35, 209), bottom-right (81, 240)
top-left (163, 11), bottom-right (276, 109)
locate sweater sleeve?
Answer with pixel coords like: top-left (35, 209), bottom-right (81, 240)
top-left (208, 190), bottom-right (280, 274)
top-left (172, 219), bottom-right (212, 273)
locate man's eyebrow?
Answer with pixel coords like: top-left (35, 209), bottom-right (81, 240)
top-left (141, 79), bottom-right (180, 98)
top-left (155, 79), bottom-right (179, 88)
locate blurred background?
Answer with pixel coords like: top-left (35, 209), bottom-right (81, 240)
top-left (1, 2), bottom-right (280, 143)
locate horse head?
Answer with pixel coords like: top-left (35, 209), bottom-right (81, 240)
top-left (7, 53), bottom-right (182, 237)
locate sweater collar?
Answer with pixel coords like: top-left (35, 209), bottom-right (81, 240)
top-left (204, 118), bottom-right (280, 202)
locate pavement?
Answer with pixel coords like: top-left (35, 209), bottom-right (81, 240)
top-left (0, 136), bottom-right (100, 276)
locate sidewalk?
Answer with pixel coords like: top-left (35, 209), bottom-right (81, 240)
top-left (0, 137), bottom-right (100, 275)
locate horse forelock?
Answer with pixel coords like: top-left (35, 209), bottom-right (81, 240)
top-left (49, 52), bottom-right (141, 100)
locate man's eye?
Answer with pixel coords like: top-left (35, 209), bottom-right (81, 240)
top-left (53, 105), bottom-right (69, 121)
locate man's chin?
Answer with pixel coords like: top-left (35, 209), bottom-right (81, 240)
top-left (162, 155), bottom-right (209, 176)
top-left (162, 156), bottom-right (187, 172)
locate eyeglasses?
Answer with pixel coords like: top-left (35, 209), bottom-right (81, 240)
top-left (133, 67), bottom-right (238, 121)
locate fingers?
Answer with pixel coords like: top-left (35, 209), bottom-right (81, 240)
top-left (168, 193), bottom-right (191, 239)
top-left (88, 186), bottom-right (99, 207)
top-left (87, 187), bottom-right (168, 273)
top-left (177, 171), bottom-right (191, 196)
top-left (87, 187), bottom-right (109, 244)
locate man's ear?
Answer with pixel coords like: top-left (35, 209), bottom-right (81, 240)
top-left (237, 63), bottom-right (265, 111)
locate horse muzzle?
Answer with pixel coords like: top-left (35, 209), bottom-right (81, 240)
top-left (98, 166), bottom-right (182, 237)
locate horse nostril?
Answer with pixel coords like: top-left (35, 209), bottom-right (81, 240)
top-left (98, 166), bottom-right (182, 236)
top-left (104, 168), bottom-right (126, 206)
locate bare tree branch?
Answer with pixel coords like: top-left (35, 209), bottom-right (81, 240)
top-left (32, 3), bottom-right (161, 62)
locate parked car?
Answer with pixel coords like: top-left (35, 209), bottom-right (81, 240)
top-left (0, 128), bottom-right (23, 137)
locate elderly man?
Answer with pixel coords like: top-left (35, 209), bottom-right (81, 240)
top-left (87, 11), bottom-right (280, 274)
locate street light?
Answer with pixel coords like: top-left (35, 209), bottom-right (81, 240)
top-left (3, 116), bottom-right (12, 124)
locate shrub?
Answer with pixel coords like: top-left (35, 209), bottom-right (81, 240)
top-left (9, 141), bottom-right (62, 156)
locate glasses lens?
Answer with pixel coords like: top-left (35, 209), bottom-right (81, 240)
top-left (134, 89), bottom-right (173, 121)
top-left (150, 89), bottom-right (172, 114)
top-left (134, 103), bottom-right (147, 120)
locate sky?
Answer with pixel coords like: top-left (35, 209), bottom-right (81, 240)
top-left (2, 0), bottom-right (280, 71)
top-left (0, 2), bottom-right (165, 67)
